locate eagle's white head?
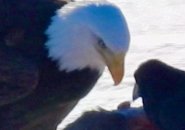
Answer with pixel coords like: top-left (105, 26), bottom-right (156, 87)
top-left (45, 1), bottom-right (130, 85)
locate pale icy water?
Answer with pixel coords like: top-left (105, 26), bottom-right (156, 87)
top-left (59, 0), bottom-right (185, 129)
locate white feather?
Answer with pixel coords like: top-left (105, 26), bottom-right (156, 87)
top-left (45, 1), bottom-right (130, 72)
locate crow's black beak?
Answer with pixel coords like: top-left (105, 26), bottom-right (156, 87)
top-left (132, 83), bottom-right (141, 101)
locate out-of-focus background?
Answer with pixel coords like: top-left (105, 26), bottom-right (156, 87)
top-left (59, 0), bottom-right (185, 129)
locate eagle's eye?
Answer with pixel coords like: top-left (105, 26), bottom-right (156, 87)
top-left (98, 39), bottom-right (107, 49)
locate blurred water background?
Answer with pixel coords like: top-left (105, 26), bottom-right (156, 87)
top-left (59, 0), bottom-right (185, 129)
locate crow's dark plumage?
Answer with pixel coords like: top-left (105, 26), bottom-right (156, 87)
top-left (133, 59), bottom-right (185, 130)
top-left (0, 0), bottom-right (130, 129)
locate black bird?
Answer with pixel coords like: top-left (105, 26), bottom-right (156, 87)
top-left (0, 0), bottom-right (130, 129)
top-left (133, 59), bottom-right (185, 130)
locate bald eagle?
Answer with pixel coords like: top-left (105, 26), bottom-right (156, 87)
top-left (0, 0), bottom-right (130, 129)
